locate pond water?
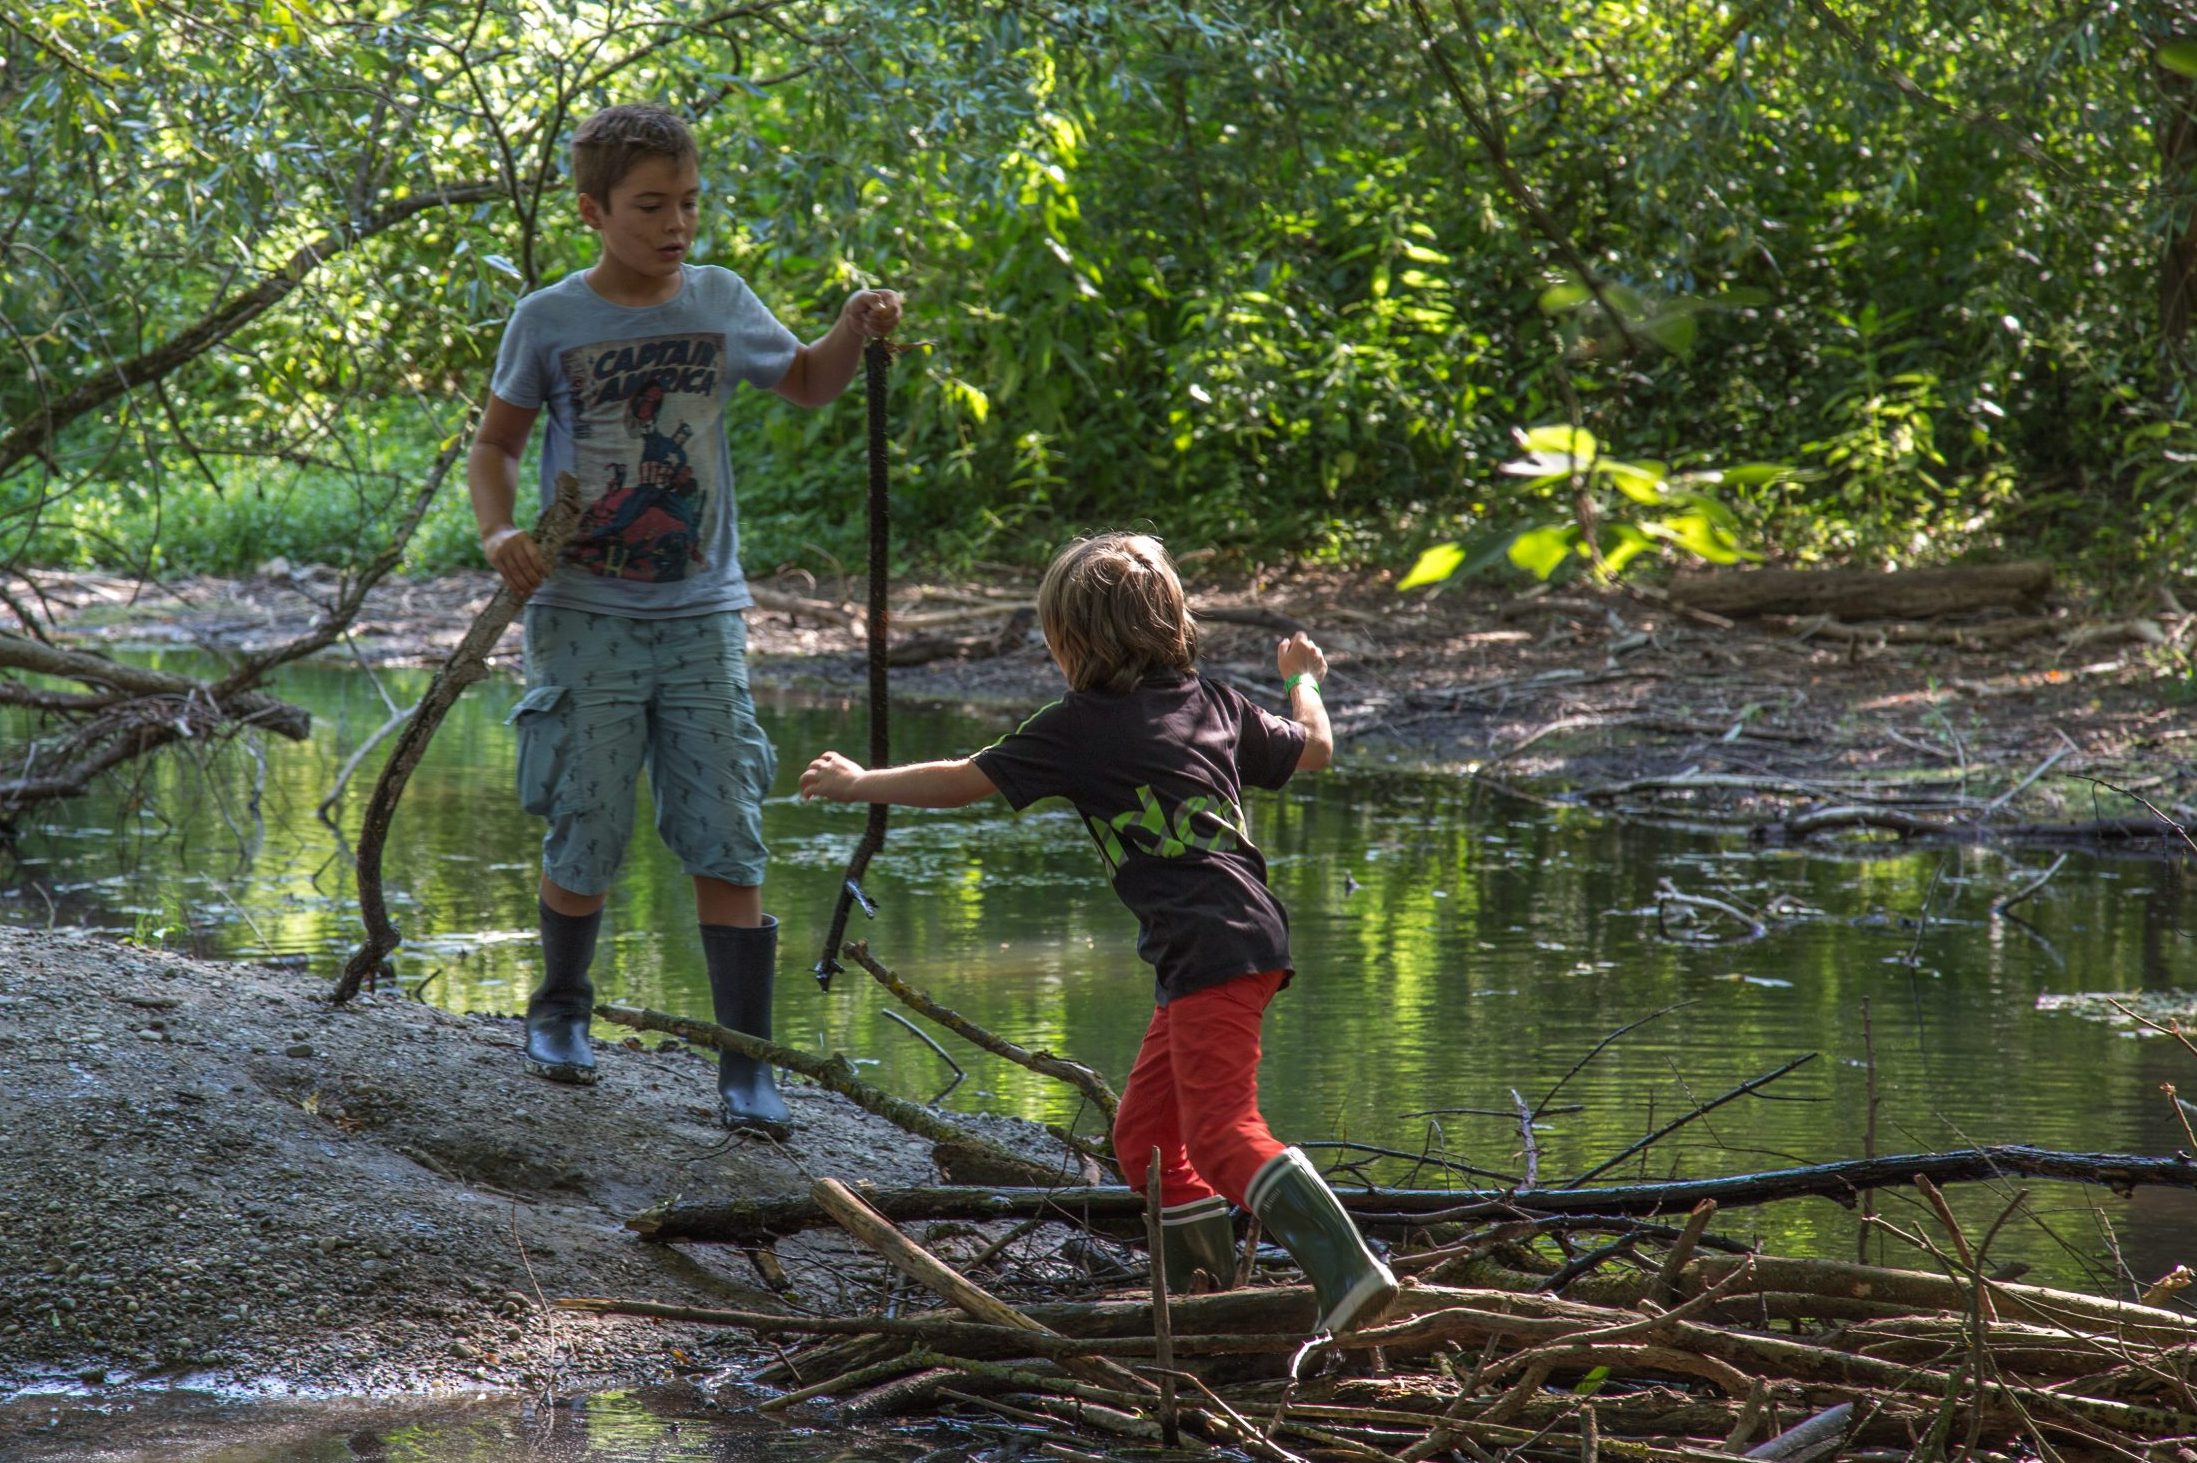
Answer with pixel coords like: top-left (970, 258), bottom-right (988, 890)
top-left (6, 654), bottom-right (2195, 1458)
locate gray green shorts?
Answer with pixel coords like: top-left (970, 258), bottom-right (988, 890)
top-left (507, 605), bottom-right (778, 894)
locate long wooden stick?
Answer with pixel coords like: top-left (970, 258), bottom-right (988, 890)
top-left (814, 337), bottom-right (895, 987)
top-left (1143, 1149), bottom-right (1179, 1446)
top-left (330, 469), bottom-right (582, 1003)
top-left (811, 1177), bottom-right (1150, 1393)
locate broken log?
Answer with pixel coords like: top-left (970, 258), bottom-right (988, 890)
top-left (1667, 562), bottom-right (2052, 620)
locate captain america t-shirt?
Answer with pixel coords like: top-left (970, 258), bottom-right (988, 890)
top-left (490, 265), bottom-right (801, 618)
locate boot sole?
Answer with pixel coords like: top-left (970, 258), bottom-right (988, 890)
top-left (524, 1057), bottom-right (599, 1086)
top-left (720, 1104), bottom-right (791, 1139)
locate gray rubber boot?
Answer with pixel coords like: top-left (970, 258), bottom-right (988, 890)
top-left (1159, 1195), bottom-right (1239, 1293)
top-left (524, 901), bottom-right (600, 1085)
top-left (701, 916), bottom-right (791, 1134)
top-left (1246, 1147), bottom-right (1398, 1334)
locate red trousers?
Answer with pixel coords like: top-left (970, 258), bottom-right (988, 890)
top-left (1112, 969), bottom-right (1289, 1209)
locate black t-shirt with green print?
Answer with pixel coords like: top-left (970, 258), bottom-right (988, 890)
top-left (972, 671), bottom-right (1308, 1004)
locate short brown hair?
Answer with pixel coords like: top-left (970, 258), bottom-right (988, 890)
top-left (1037, 533), bottom-right (1198, 694)
top-left (571, 104), bottom-right (698, 207)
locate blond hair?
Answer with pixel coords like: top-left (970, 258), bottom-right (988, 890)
top-left (571, 104), bottom-right (697, 209)
top-left (1037, 533), bottom-right (1198, 693)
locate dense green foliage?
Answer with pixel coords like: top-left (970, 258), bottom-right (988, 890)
top-left (3, 0), bottom-right (2192, 586)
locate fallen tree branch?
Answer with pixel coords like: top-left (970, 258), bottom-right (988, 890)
top-left (1750, 808), bottom-right (2191, 849)
top-left (598, 1004), bottom-right (1083, 1191)
top-left (848, 940), bottom-right (1120, 1121)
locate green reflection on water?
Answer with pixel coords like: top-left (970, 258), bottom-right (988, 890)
top-left (6, 656), bottom-right (2196, 1290)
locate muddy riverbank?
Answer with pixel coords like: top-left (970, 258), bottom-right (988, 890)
top-left (0, 923), bottom-right (1082, 1421)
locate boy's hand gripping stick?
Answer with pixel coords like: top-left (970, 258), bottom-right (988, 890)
top-left (815, 337), bottom-right (895, 988)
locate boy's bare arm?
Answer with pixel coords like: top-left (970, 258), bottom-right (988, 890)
top-left (1276, 631), bottom-right (1333, 772)
top-left (469, 392), bottom-right (546, 599)
top-left (800, 752), bottom-right (997, 808)
top-left (771, 289), bottom-right (904, 408)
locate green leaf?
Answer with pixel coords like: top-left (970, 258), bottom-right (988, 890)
top-left (1573, 1365), bottom-right (1612, 1397)
top-left (1537, 281), bottom-right (1592, 314)
top-left (1520, 424), bottom-right (1598, 461)
top-left (1603, 524), bottom-right (1655, 572)
top-left (1715, 462), bottom-right (1795, 486)
top-left (2160, 38), bottom-right (2197, 78)
top-left (1640, 310), bottom-right (1700, 356)
top-left (1598, 457), bottom-right (1666, 503)
top-left (1652, 511), bottom-right (1743, 564)
top-left (1397, 542), bottom-right (1466, 590)
top-left (1508, 524), bottom-right (1579, 579)
top-left (1499, 453), bottom-right (1569, 481)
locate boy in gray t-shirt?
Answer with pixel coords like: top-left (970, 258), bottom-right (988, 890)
top-left (466, 103), bottom-right (901, 1131)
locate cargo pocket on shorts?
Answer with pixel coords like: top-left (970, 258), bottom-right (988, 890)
top-left (506, 685), bottom-right (570, 817)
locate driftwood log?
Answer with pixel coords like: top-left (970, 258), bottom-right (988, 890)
top-left (1667, 561), bottom-right (2053, 619)
top-left (625, 1145), bottom-right (2197, 1245)
top-left (328, 471), bottom-right (582, 1003)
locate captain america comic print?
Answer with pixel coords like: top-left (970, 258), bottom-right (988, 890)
top-left (558, 331), bottom-right (728, 584)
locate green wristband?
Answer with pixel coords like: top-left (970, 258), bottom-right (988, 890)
top-left (1283, 672), bottom-right (1320, 697)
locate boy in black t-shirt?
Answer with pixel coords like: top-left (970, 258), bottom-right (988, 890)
top-left (799, 532), bottom-right (1397, 1336)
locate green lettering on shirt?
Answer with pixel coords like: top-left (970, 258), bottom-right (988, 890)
top-left (1086, 784), bottom-right (1248, 874)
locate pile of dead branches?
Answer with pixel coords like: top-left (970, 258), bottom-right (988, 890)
top-left (562, 941), bottom-right (2197, 1461)
top-left (567, 1171), bottom-right (2197, 1462)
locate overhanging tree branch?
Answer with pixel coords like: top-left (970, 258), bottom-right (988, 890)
top-left (0, 181), bottom-right (499, 481)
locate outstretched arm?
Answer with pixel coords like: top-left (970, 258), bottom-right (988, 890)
top-left (801, 751), bottom-right (997, 808)
top-left (1276, 631), bottom-right (1333, 772)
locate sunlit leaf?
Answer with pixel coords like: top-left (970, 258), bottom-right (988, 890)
top-left (1598, 457), bottom-right (1666, 503)
top-left (1538, 281), bottom-right (1592, 314)
top-left (1653, 511), bottom-right (1743, 563)
top-left (1520, 424), bottom-right (1598, 461)
top-left (1715, 462), bottom-right (1797, 486)
top-left (1397, 542), bottom-right (1466, 590)
top-left (1508, 524), bottom-right (1579, 579)
top-left (1603, 524), bottom-right (1655, 572)
top-left (2160, 38), bottom-right (2197, 78)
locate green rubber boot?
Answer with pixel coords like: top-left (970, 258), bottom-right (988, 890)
top-left (1158, 1196), bottom-right (1238, 1293)
top-left (1246, 1147), bottom-right (1399, 1335)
